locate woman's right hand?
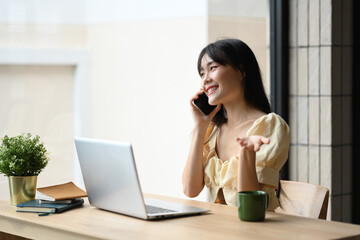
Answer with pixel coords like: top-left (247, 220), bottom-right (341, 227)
top-left (184, 89), bottom-right (220, 198)
top-left (190, 89), bottom-right (221, 128)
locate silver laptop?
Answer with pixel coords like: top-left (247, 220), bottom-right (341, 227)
top-left (74, 137), bottom-right (210, 220)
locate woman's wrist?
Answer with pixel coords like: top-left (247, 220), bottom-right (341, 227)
top-left (239, 148), bottom-right (256, 162)
top-left (192, 125), bottom-right (207, 136)
top-left (191, 127), bottom-right (207, 144)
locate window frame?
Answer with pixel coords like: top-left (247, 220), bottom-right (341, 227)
top-left (269, 0), bottom-right (289, 179)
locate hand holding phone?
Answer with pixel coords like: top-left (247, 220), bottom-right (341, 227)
top-left (192, 93), bottom-right (217, 115)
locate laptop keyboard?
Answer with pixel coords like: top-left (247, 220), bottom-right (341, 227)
top-left (145, 205), bottom-right (176, 214)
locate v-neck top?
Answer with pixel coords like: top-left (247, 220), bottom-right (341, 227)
top-left (202, 113), bottom-right (290, 210)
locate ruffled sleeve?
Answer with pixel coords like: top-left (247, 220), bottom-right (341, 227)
top-left (246, 113), bottom-right (290, 188)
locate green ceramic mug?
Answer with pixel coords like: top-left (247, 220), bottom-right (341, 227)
top-left (238, 191), bottom-right (269, 221)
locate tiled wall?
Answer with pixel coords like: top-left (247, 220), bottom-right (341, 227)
top-left (288, 0), bottom-right (353, 222)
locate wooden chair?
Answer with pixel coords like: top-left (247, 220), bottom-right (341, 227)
top-left (274, 180), bottom-right (330, 220)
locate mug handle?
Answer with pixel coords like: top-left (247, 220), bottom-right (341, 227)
top-left (265, 193), bottom-right (269, 209)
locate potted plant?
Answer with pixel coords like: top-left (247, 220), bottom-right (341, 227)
top-left (0, 133), bottom-right (49, 205)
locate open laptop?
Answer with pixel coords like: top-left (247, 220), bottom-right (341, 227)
top-left (74, 137), bottom-right (210, 220)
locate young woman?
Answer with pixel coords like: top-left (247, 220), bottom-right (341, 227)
top-left (182, 39), bottom-right (290, 211)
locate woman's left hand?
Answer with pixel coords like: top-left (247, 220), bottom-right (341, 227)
top-left (235, 136), bottom-right (270, 152)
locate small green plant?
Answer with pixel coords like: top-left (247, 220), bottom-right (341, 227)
top-left (0, 133), bottom-right (49, 176)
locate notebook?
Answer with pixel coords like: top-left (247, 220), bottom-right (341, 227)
top-left (74, 137), bottom-right (210, 220)
top-left (36, 182), bottom-right (87, 202)
top-left (16, 199), bottom-right (84, 214)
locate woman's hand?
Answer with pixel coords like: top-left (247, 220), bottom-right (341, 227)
top-left (235, 136), bottom-right (270, 152)
top-left (236, 135), bottom-right (269, 192)
top-left (190, 89), bottom-right (221, 128)
top-left (183, 90), bottom-right (221, 198)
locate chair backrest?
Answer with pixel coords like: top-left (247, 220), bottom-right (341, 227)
top-left (274, 180), bottom-right (330, 219)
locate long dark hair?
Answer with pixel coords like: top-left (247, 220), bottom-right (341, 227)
top-left (198, 39), bottom-right (285, 204)
top-left (197, 38), bottom-right (271, 128)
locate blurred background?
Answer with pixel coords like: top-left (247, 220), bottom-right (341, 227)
top-left (0, 0), bottom-right (269, 202)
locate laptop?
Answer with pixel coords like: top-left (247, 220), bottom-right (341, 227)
top-left (74, 137), bottom-right (210, 220)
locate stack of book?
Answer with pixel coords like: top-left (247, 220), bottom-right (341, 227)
top-left (16, 182), bottom-right (87, 215)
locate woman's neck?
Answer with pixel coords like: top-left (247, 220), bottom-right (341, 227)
top-left (223, 99), bottom-right (264, 128)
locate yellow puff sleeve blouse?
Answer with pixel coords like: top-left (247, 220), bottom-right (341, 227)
top-left (202, 113), bottom-right (290, 211)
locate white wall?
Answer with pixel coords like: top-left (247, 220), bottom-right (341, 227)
top-left (0, 0), bottom-right (208, 24)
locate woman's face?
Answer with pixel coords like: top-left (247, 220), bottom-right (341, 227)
top-left (199, 54), bottom-right (244, 106)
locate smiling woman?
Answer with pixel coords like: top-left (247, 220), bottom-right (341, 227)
top-left (182, 38), bottom-right (290, 211)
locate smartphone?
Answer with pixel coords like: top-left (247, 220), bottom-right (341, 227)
top-left (193, 93), bottom-right (217, 115)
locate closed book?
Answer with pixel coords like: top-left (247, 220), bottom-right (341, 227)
top-left (16, 198), bottom-right (84, 214)
top-left (36, 182), bottom-right (87, 201)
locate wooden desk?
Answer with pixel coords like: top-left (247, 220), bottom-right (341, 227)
top-left (0, 194), bottom-right (360, 240)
